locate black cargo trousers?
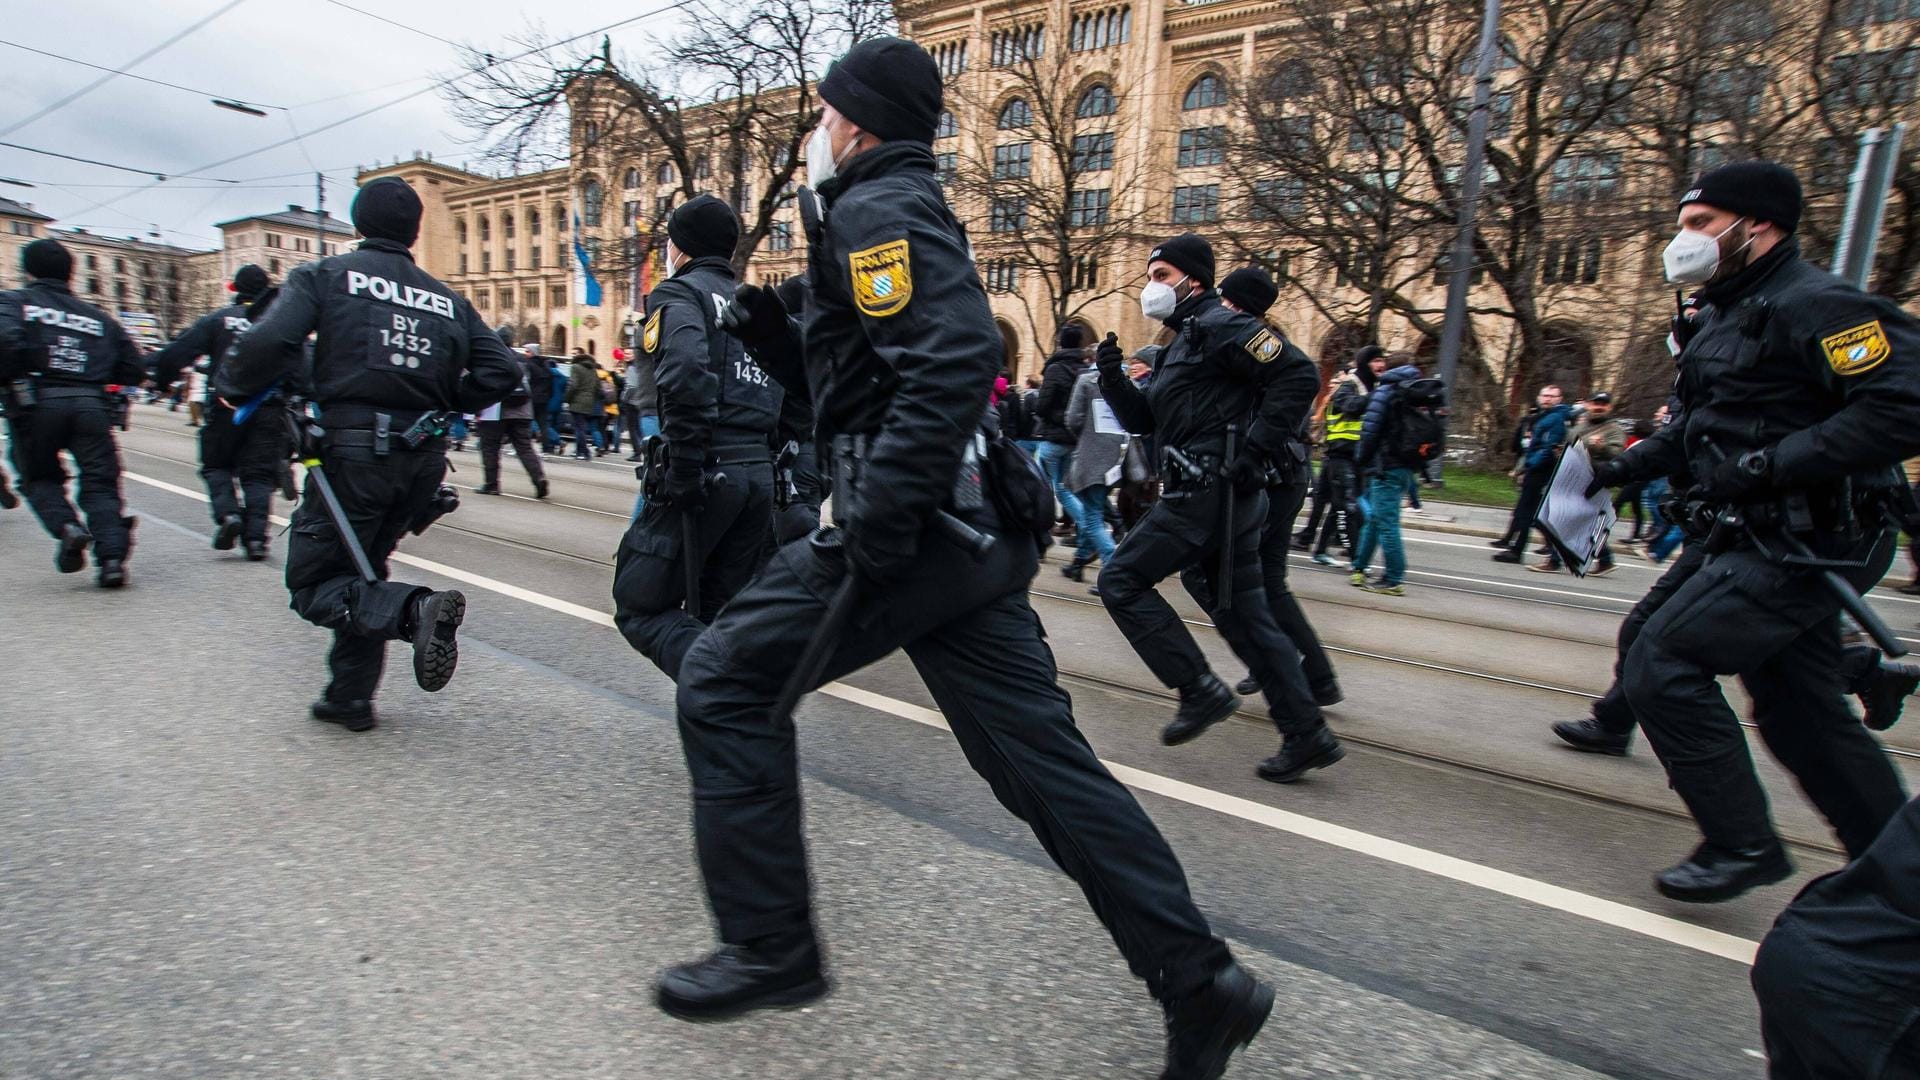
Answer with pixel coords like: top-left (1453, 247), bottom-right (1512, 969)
top-left (1623, 531), bottom-right (1908, 859)
top-left (284, 438), bottom-right (446, 704)
top-left (612, 459), bottom-right (775, 681)
top-left (673, 512), bottom-right (1236, 1005)
top-left (200, 400), bottom-right (290, 546)
top-left (1225, 478), bottom-right (1337, 696)
top-left (9, 390), bottom-right (132, 560)
top-left (1101, 481), bottom-right (1325, 736)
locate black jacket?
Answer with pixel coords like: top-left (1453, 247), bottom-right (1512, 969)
top-left (1616, 239), bottom-right (1920, 494)
top-left (149, 300), bottom-right (259, 401)
top-left (1035, 349), bottom-right (1086, 444)
top-left (643, 254), bottom-right (780, 467)
top-left (0, 279), bottom-right (146, 386)
top-left (744, 141), bottom-right (999, 544)
top-left (1098, 291), bottom-right (1316, 466)
top-left (525, 353), bottom-right (554, 405)
top-left (216, 238), bottom-right (517, 417)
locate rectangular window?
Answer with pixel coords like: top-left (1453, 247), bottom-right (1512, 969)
top-left (481, 251), bottom-right (492, 272)
top-left (524, 288), bottom-right (540, 308)
top-left (1547, 152), bottom-right (1622, 203)
top-left (982, 258), bottom-right (1021, 293)
top-left (1071, 132), bottom-right (1115, 173)
top-left (529, 246), bottom-right (540, 269)
top-left (1692, 67), bottom-right (1766, 123)
top-left (1251, 178), bottom-right (1308, 220)
top-left (1171, 185), bottom-right (1220, 224)
top-left (264, 233), bottom-right (281, 249)
top-left (654, 195), bottom-right (674, 220)
top-left (506, 248), bottom-right (517, 271)
top-left (459, 253), bottom-right (469, 274)
top-left (550, 285), bottom-right (566, 308)
top-left (475, 289), bottom-right (490, 310)
top-left (935, 151), bottom-right (958, 186)
top-left (993, 142), bottom-right (1033, 180)
top-left (1177, 126), bottom-right (1227, 168)
top-left (769, 221), bottom-right (794, 252)
top-left (1432, 250), bottom-right (1487, 286)
top-left (624, 200), bottom-right (641, 226)
top-left (1069, 188), bottom-right (1112, 227)
top-left (1451, 91), bottom-right (1514, 140)
top-left (990, 197), bottom-right (1029, 233)
top-left (1349, 109), bottom-right (1405, 152)
top-left (1070, 253), bottom-right (1100, 291)
top-left (1824, 49), bottom-right (1919, 110)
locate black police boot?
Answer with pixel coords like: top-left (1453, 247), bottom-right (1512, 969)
top-left (534, 478), bottom-right (550, 500)
top-left (96, 559), bottom-right (127, 589)
top-left (213, 513), bottom-right (242, 551)
top-left (1552, 718), bottom-right (1631, 756)
top-left (409, 590), bottom-right (467, 693)
top-left (55, 523), bottom-right (91, 573)
top-left (1862, 662), bottom-right (1920, 731)
top-left (656, 932), bottom-right (828, 1022)
top-left (245, 540), bottom-right (269, 562)
top-left (1060, 557), bottom-right (1090, 583)
top-left (1162, 673), bottom-right (1239, 746)
top-left (1234, 674), bottom-right (1260, 697)
top-left (1312, 681), bottom-right (1344, 708)
top-left (1160, 960), bottom-right (1274, 1080)
top-left (1655, 842), bottom-right (1792, 904)
top-left (311, 697), bottom-right (377, 732)
top-left (1257, 725), bottom-right (1345, 784)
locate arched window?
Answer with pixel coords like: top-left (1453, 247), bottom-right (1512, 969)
top-left (581, 179), bottom-right (604, 228)
top-left (528, 208), bottom-right (541, 235)
top-left (1077, 84), bottom-right (1117, 118)
top-left (936, 110), bottom-right (958, 139)
top-left (1183, 73), bottom-right (1227, 110)
top-left (554, 203), bottom-right (567, 231)
top-left (478, 214), bottom-right (491, 242)
top-left (455, 218), bottom-right (468, 245)
top-left (502, 211), bottom-right (515, 238)
top-left (997, 98), bottom-right (1033, 130)
top-left (623, 167), bottom-right (640, 188)
top-left (656, 160), bottom-right (674, 184)
top-left (1269, 59), bottom-right (1315, 101)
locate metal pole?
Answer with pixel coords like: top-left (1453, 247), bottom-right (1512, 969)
top-left (1436, 0), bottom-right (1501, 392)
top-left (1833, 124), bottom-right (1906, 290)
top-left (315, 172), bottom-right (326, 260)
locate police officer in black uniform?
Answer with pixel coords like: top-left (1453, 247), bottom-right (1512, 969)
top-left (149, 264), bottom-right (287, 560)
top-left (217, 177), bottom-right (518, 731)
top-left (0, 238), bottom-right (148, 586)
top-left (1094, 235), bottom-right (1346, 785)
top-left (611, 195), bottom-right (781, 680)
top-left (1588, 161), bottom-right (1920, 901)
top-left (1205, 266), bottom-right (1341, 708)
top-left (661, 40), bottom-right (1274, 1080)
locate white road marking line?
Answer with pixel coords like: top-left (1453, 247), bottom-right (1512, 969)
top-left (122, 467), bottom-right (1762, 965)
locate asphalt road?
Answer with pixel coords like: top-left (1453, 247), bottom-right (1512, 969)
top-left (6, 406), bottom-right (1913, 1079)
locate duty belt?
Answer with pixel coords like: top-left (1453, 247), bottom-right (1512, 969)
top-left (34, 385), bottom-right (108, 401)
top-left (325, 428), bottom-right (447, 454)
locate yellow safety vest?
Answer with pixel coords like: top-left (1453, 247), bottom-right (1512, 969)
top-left (1325, 397), bottom-right (1362, 443)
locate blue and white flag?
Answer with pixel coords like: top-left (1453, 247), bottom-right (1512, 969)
top-left (573, 211), bottom-right (602, 308)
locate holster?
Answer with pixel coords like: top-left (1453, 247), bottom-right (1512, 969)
top-left (773, 439), bottom-right (800, 512)
top-left (1159, 445), bottom-right (1221, 496)
top-left (832, 431), bottom-right (986, 529)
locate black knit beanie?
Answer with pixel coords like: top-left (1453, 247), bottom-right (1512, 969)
top-left (819, 37), bottom-right (943, 144)
top-left (1057, 324), bottom-right (1089, 350)
top-left (231, 264), bottom-right (270, 302)
top-left (22, 238), bottom-right (72, 282)
top-left (1148, 233), bottom-right (1215, 290)
top-left (667, 195), bottom-right (740, 261)
top-left (1219, 267), bottom-right (1278, 316)
top-left (1679, 160), bottom-right (1803, 235)
top-left (351, 177), bottom-right (423, 246)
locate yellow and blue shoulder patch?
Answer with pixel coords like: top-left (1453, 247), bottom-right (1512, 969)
top-left (850, 239), bottom-right (912, 318)
top-left (1244, 327), bottom-right (1283, 364)
top-left (642, 308), bottom-right (662, 353)
top-left (1820, 320), bottom-right (1890, 376)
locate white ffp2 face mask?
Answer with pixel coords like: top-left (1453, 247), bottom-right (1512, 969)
top-left (1662, 217), bottom-right (1750, 285)
top-left (1140, 276), bottom-right (1187, 321)
top-left (806, 125), bottom-right (860, 189)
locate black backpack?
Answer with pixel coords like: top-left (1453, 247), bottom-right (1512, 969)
top-left (1386, 377), bottom-right (1449, 466)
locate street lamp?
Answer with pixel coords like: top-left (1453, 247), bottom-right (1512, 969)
top-left (211, 99), bottom-right (268, 118)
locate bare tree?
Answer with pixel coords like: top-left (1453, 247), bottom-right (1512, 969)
top-left (447, 0), bottom-right (893, 292)
top-left (945, 16), bottom-right (1154, 352)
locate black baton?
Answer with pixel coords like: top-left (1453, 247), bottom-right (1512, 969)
top-left (1216, 424), bottom-right (1240, 612)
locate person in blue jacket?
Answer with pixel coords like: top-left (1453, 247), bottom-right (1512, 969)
top-left (1492, 384), bottom-right (1571, 564)
top-left (1347, 354), bottom-right (1428, 594)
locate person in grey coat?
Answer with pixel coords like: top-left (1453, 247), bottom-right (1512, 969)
top-left (1061, 366), bottom-right (1145, 587)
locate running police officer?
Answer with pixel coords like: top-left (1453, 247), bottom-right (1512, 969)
top-left (217, 177), bottom-right (518, 732)
top-left (0, 238), bottom-right (147, 586)
top-left (611, 195), bottom-right (781, 680)
top-left (662, 40), bottom-right (1274, 1080)
top-left (1208, 266), bottom-right (1341, 706)
top-left (149, 264), bottom-right (287, 560)
top-left (1588, 161), bottom-right (1920, 901)
top-left (1095, 234), bottom-right (1346, 784)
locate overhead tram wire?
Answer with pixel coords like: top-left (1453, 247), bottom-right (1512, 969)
top-left (318, 0), bottom-right (467, 50)
top-left (0, 38), bottom-right (280, 112)
top-left (58, 0), bottom-right (707, 222)
top-left (0, 141), bottom-right (238, 183)
top-left (0, 0), bottom-right (253, 138)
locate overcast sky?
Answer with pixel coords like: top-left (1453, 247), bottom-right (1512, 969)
top-left (0, 0), bottom-right (696, 250)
